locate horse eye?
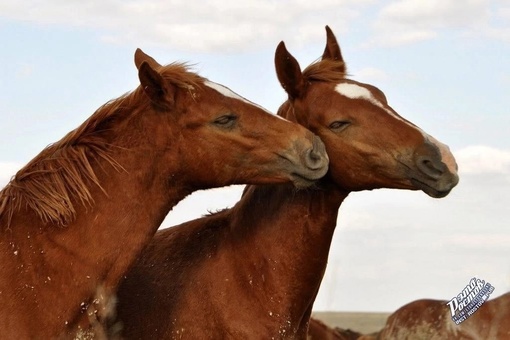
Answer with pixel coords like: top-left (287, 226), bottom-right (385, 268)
top-left (329, 120), bottom-right (350, 131)
top-left (213, 114), bottom-right (237, 127)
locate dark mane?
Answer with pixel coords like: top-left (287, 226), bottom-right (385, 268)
top-left (0, 62), bottom-right (203, 227)
top-left (302, 58), bottom-right (347, 83)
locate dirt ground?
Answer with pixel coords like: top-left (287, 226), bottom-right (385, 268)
top-left (311, 312), bottom-right (390, 334)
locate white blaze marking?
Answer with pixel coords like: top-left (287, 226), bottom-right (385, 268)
top-left (335, 82), bottom-right (458, 175)
top-left (335, 83), bottom-right (400, 121)
top-left (335, 83), bottom-right (375, 103)
top-left (204, 80), bottom-right (248, 103)
top-left (204, 80), bottom-right (285, 120)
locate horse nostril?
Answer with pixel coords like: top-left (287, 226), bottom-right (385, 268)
top-left (308, 148), bottom-right (322, 162)
top-left (305, 136), bottom-right (328, 170)
top-left (416, 156), bottom-right (446, 180)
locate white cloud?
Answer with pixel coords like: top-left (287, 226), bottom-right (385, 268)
top-left (379, 0), bottom-right (489, 27)
top-left (0, 0), bottom-right (370, 53)
top-left (460, 4), bottom-right (510, 43)
top-left (2, 1), bottom-right (507, 51)
top-left (455, 145), bottom-right (510, 175)
top-left (499, 7), bottom-right (510, 19)
top-left (483, 26), bottom-right (510, 43)
top-left (368, 0), bottom-right (502, 47)
top-left (377, 30), bottom-right (437, 47)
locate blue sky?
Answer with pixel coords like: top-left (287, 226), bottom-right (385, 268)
top-left (1, 1), bottom-right (509, 312)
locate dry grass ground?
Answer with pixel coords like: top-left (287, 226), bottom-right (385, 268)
top-left (311, 312), bottom-right (390, 334)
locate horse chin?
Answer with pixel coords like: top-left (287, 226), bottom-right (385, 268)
top-left (410, 178), bottom-right (454, 198)
top-left (288, 163), bottom-right (329, 189)
top-left (290, 173), bottom-right (320, 189)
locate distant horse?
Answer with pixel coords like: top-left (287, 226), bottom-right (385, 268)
top-left (374, 292), bottom-right (510, 339)
top-left (308, 318), bottom-right (362, 340)
top-left (116, 26), bottom-right (459, 339)
top-left (0, 49), bottom-right (328, 338)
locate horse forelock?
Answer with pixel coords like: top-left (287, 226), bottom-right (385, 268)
top-left (302, 58), bottom-right (347, 84)
top-left (159, 62), bottom-right (204, 90)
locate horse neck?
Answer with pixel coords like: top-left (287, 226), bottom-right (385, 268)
top-left (230, 182), bottom-right (348, 320)
top-left (65, 152), bottom-right (186, 281)
top-left (0, 131), bottom-right (187, 335)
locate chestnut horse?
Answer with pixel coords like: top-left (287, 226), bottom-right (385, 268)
top-left (374, 292), bottom-right (510, 339)
top-left (0, 49), bottom-right (329, 338)
top-left (116, 27), bottom-right (459, 338)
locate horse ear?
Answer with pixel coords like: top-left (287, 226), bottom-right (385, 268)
top-left (275, 41), bottom-right (306, 100)
top-left (138, 60), bottom-right (175, 109)
top-left (322, 26), bottom-right (346, 72)
top-left (134, 48), bottom-right (162, 70)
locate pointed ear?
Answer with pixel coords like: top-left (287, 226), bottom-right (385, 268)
top-left (275, 41), bottom-right (306, 101)
top-left (322, 26), bottom-right (347, 73)
top-left (134, 48), bottom-right (162, 70)
top-left (138, 61), bottom-right (175, 109)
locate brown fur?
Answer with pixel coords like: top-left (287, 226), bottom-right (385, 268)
top-left (116, 27), bottom-right (459, 339)
top-left (0, 49), bottom-right (327, 339)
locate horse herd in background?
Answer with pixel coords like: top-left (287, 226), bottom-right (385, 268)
top-left (4, 25), bottom-right (503, 339)
top-left (308, 292), bottom-right (510, 339)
